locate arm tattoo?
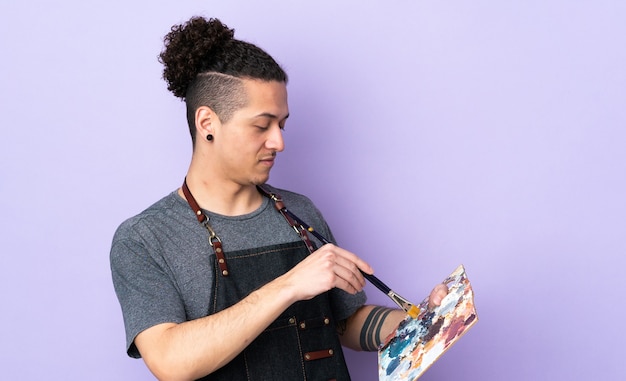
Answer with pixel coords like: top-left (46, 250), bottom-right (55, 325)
top-left (359, 306), bottom-right (394, 351)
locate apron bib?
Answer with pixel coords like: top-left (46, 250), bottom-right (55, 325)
top-left (198, 241), bottom-right (351, 381)
top-left (180, 180), bottom-right (352, 380)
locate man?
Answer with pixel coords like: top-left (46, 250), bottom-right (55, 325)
top-left (111, 16), bottom-right (447, 380)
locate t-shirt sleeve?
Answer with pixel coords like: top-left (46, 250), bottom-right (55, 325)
top-left (110, 229), bottom-right (187, 358)
top-left (329, 288), bottom-right (367, 322)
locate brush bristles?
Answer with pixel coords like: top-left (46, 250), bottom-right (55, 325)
top-left (407, 305), bottom-right (420, 319)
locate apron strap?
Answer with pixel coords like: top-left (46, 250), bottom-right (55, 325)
top-left (257, 185), bottom-right (317, 254)
top-left (182, 178), bottom-right (229, 276)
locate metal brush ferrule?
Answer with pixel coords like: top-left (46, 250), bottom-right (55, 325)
top-left (388, 291), bottom-right (414, 313)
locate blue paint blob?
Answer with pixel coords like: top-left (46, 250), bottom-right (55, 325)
top-left (387, 329), bottom-right (417, 358)
top-left (385, 355), bottom-right (401, 375)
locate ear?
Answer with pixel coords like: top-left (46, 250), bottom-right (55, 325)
top-left (194, 106), bottom-right (218, 139)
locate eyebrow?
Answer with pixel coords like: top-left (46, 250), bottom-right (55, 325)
top-left (253, 112), bottom-right (290, 120)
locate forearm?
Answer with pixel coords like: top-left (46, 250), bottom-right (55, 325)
top-left (135, 242), bottom-right (374, 380)
top-left (339, 305), bottom-right (406, 351)
top-left (136, 276), bottom-right (298, 381)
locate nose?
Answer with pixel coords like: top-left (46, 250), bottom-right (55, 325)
top-left (266, 125), bottom-right (285, 152)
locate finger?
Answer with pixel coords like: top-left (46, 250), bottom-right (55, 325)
top-left (333, 259), bottom-right (366, 291)
top-left (328, 244), bottom-right (374, 275)
top-left (331, 251), bottom-right (370, 289)
top-left (428, 283), bottom-right (449, 308)
top-left (331, 270), bottom-right (362, 294)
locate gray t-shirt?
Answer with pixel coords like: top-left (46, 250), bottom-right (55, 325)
top-left (110, 184), bottom-right (366, 358)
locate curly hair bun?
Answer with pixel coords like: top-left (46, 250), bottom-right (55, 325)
top-left (159, 17), bottom-right (236, 99)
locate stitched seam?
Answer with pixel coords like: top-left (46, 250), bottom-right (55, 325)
top-left (224, 244), bottom-right (304, 259)
top-left (295, 323), bottom-right (307, 381)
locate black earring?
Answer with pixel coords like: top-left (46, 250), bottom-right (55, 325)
top-left (206, 134), bottom-right (214, 141)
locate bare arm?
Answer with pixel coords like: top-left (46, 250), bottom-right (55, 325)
top-left (338, 305), bottom-right (405, 351)
top-left (135, 244), bottom-right (373, 381)
top-left (136, 278), bottom-right (295, 380)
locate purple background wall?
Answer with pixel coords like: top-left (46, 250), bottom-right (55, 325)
top-left (1, 1), bottom-right (624, 380)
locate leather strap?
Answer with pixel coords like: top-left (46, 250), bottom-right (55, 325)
top-left (303, 349), bottom-right (334, 361)
top-left (257, 185), bottom-right (317, 254)
top-left (182, 179), bottom-right (207, 223)
top-left (182, 178), bottom-right (229, 276)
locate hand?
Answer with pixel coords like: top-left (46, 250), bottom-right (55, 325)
top-left (280, 243), bottom-right (373, 301)
top-left (427, 283), bottom-right (449, 309)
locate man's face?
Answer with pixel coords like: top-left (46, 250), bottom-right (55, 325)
top-left (212, 79), bottom-right (289, 186)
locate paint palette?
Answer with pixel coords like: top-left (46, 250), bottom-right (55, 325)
top-left (378, 265), bottom-right (478, 380)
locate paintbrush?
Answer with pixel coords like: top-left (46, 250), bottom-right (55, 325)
top-left (282, 209), bottom-right (421, 319)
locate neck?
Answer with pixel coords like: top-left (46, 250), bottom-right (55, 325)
top-left (180, 164), bottom-right (263, 217)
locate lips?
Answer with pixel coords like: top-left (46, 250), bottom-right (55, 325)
top-left (259, 152), bottom-right (276, 166)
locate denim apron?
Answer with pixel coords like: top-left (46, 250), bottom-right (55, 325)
top-left (197, 241), bottom-right (351, 381)
top-left (181, 180), bottom-right (351, 381)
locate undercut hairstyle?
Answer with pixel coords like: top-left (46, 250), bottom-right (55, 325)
top-left (184, 72), bottom-right (246, 141)
top-left (158, 16), bottom-right (288, 144)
